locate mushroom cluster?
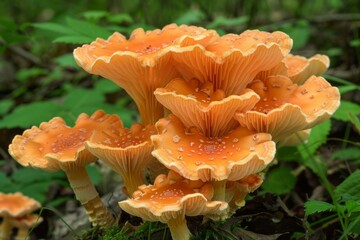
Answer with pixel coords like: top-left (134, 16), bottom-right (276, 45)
top-left (8, 24), bottom-right (340, 240)
top-left (0, 192), bottom-right (42, 240)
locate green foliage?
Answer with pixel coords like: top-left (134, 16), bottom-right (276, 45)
top-left (332, 101), bottom-right (360, 122)
top-left (0, 169), bottom-right (66, 204)
top-left (304, 199), bottom-right (335, 216)
top-left (262, 167), bottom-right (297, 195)
top-left (335, 170), bottom-right (360, 201)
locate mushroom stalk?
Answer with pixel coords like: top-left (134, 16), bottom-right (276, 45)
top-left (212, 180), bottom-right (227, 201)
top-left (116, 167), bottom-right (145, 197)
top-left (0, 218), bottom-right (12, 240)
top-left (14, 228), bottom-right (29, 240)
top-left (167, 217), bottom-right (191, 240)
top-left (65, 167), bottom-right (116, 226)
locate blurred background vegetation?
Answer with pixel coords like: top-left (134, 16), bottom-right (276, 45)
top-left (0, 0), bottom-right (360, 239)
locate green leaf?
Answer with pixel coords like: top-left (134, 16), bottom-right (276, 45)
top-left (304, 199), bottom-right (335, 216)
top-left (332, 101), bottom-right (360, 122)
top-left (298, 119), bottom-right (331, 158)
top-left (276, 146), bottom-right (301, 162)
top-left (16, 68), bottom-right (48, 83)
top-left (107, 14), bottom-right (133, 24)
top-left (65, 17), bottom-right (112, 39)
top-left (53, 35), bottom-right (94, 44)
top-left (331, 147), bottom-right (360, 162)
top-left (86, 165), bottom-right (102, 186)
top-left (0, 101), bottom-right (63, 128)
top-left (32, 22), bottom-right (78, 35)
top-left (175, 9), bottom-right (205, 25)
top-left (82, 10), bottom-right (108, 21)
top-left (0, 99), bottom-right (14, 115)
top-left (338, 85), bottom-right (360, 95)
top-left (53, 54), bottom-right (79, 68)
top-left (94, 79), bottom-right (121, 94)
top-left (335, 170), bottom-right (360, 200)
top-left (262, 167), bottom-right (297, 195)
top-left (11, 168), bottom-right (56, 184)
top-left (0, 172), bottom-right (17, 192)
top-left (281, 20), bottom-right (310, 50)
top-left (19, 182), bottom-right (51, 204)
top-left (349, 112), bottom-right (360, 134)
top-left (207, 16), bottom-right (249, 29)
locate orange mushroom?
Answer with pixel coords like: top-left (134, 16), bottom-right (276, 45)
top-left (154, 78), bottom-right (260, 137)
top-left (235, 75), bottom-right (340, 142)
top-left (284, 54), bottom-right (329, 84)
top-left (0, 192), bottom-right (41, 240)
top-left (151, 115), bottom-right (275, 200)
top-left (119, 171), bottom-right (228, 240)
top-left (8, 214), bottom-right (43, 240)
top-left (74, 24), bottom-right (218, 125)
top-left (171, 30), bottom-right (291, 96)
top-left (8, 110), bottom-right (118, 227)
top-left (85, 122), bottom-right (156, 196)
top-left (226, 174), bottom-right (263, 214)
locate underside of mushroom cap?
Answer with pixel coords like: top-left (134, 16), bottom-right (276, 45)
top-left (235, 75), bottom-right (340, 142)
top-left (9, 110), bottom-right (121, 172)
top-left (154, 78), bottom-right (260, 137)
top-left (151, 115), bottom-right (276, 182)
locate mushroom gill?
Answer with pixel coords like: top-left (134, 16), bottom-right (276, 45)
top-left (154, 78), bottom-right (260, 137)
top-left (86, 123), bottom-right (156, 196)
top-left (74, 24), bottom-right (218, 125)
top-left (235, 75), bottom-right (340, 142)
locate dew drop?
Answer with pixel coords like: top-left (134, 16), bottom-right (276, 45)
top-left (232, 138), bottom-right (239, 143)
top-left (253, 134), bottom-right (259, 141)
top-left (301, 89), bottom-right (308, 95)
top-left (177, 147), bottom-right (184, 152)
top-left (173, 135), bottom-right (181, 143)
top-left (249, 146), bottom-right (255, 152)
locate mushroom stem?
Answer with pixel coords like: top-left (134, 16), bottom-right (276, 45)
top-left (117, 168), bottom-right (146, 197)
top-left (167, 217), bottom-right (191, 240)
top-left (136, 91), bottom-right (164, 125)
top-left (65, 167), bottom-right (116, 227)
top-left (212, 180), bottom-right (227, 201)
top-left (14, 227), bottom-right (29, 240)
top-left (0, 218), bottom-right (12, 240)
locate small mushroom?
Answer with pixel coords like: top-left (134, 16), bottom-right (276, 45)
top-left (284, 54), bottom-right (329, 84)
top-left (119, 171), bottom-right (228, 240)
top-left (171, 30), bottom-right (290, 96)
top-left (8, 110), bottom-right (118, 227)
top-left (155, 78), bottom-right (260, 137)
top-left (86, 123), bottom-right (156, 196)
top-left (74, 24), bottom-right (216, 125)
top-left (226, 174), bottom-right (263, 214)
top-left (235, 75), bottom-right (340, 142)
top-left (0, 192), bottom-right (41, 240)
top-left (151, 115), bottom-right (275, 200)
top-left (8, 214), bottom-right (43, 240)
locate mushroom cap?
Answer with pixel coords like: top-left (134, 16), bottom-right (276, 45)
top-left (151, 115), bottom-right (276, 182)
top-left (226, 174), bottom-right (263, 208)
top-left (235, 75), bottom-right (340, 142)
top-left (0, 192), bottom-right (41, 218)
top-left (85, 123), bottom-right (156, 176)
top-left (119, 171), bottom-right (227, 223)
top-left (8, 214), bottom-right (43, 229)
top-left (74, 24), bottom-right (215, 124)
top-left (154, 78), bottom-right (260, 137)
top-left (171, 30), bottom-right (291, 95)
top-left (9, 110), bottom-right (121, 172)
top-left (285, 54), bottom-right (330, 84)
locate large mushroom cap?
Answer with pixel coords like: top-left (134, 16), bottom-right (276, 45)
top-left (74, 24), bottom-right (218, 125)
top-left (9, 110), bottom-right (120, 172)
top-left (235, 75), bottom-right (340, 142)
top-left (171, 30), bottom-right (291, 96)
top-left (0, 192), bottom-right (41, 218)
top-left (151, 115), bottom-right (276, 182)
top-left (154, 78), bottom-right (260, 137)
